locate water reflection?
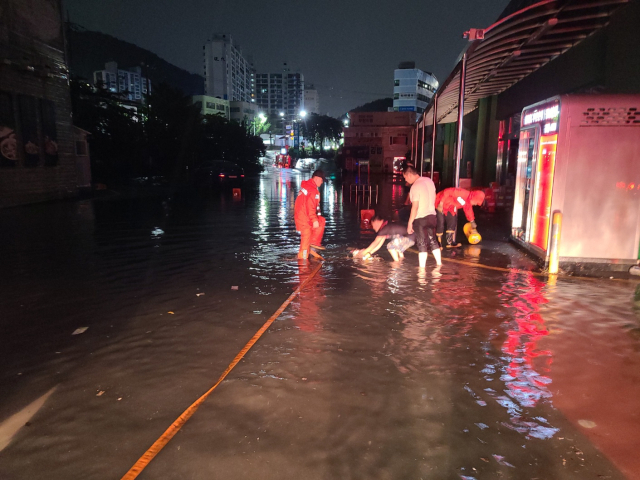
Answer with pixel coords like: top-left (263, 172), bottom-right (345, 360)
top-left (290, 260), bottom-right (326, 332)
top-left (491, 272), bottom-right (557, 439)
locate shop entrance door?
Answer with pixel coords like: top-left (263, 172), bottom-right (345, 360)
top-left (512, 129), bottom-right (538, 242)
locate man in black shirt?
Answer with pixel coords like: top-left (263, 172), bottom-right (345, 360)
top-left (352, 215), bottom-right (416, 261)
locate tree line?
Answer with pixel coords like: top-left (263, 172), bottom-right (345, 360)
top-left (70, 78), bottom-right (265, 185)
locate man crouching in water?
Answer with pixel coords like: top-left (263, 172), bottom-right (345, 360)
top-left (402, 165), bottom-right (442, 267)
top-left (352, 215), bottom-right (415, 261)
top-left (294, 170), bottom-right (326, 259)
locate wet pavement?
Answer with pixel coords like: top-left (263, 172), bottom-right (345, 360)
top-left (1, 167), bottom-right (640, 479)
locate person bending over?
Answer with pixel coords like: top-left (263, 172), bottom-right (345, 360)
top-left (435, 188), bottom-right (485, 248)
top-left (402, 165), bottom-right (442, 267)
top-left (352, 215), bottom-right (415, 261)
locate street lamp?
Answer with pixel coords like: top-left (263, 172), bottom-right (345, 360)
top-left (299, 110), bottom-right (307, 118)
top-left (253, 112), bottom-right (267, 136)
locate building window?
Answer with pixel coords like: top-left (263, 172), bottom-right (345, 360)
top-left (390, 136), bottom-right (408, 145)
top-left (75, 140), bottom-right (88, 156)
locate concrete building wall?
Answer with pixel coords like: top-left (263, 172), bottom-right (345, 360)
top-left (229, 101), bottom-right (256, 123)
top-left (203, 34), bottom-right (254, 102)
top-left (0, 0), bottom-right (79, 207)
top-left (191, 95), bottom-right (230, 119)
top-left (393, 64), bottom-right (438, 114)
top-left (343, 111), bottom-right (417, 173)
top-left (304, 86), bottom-right (319, 114)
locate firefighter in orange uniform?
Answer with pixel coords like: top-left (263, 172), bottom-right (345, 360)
top-left (294, 170), bottom-right (326, 259)
top-left (435, 188), bottom-right (485, 248)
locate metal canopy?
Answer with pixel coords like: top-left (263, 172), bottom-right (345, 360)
top-left (421, 0), bottom-right (629, 127)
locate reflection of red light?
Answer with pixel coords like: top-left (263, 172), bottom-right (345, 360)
top-left (628, 183), bottom-right (635, 190)
top-left (219, 174), bottom-right (225, 178)
top-left (530, 134), bottom-right (557, 251)
top-left (616, 182), bottom-right (626, 189)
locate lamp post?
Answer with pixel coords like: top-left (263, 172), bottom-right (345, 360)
top-left (279, 111), bottom-right (285, 147)
top-left (297, 110), bottom-right (306, 153)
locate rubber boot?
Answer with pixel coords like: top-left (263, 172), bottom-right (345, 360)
top-left (446, 231), bottom-right (461, 248)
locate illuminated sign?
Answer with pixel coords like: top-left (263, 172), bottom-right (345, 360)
top-left (522, 99), bottom-right (560, 134)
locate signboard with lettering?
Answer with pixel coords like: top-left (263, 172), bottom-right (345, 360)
top-left (521, 98), bottom-right (561, 134)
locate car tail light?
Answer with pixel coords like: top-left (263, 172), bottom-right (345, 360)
top-left (219, 174), bottom-right (225, 178)
top-left (241, 175), bottom-right (244, 178)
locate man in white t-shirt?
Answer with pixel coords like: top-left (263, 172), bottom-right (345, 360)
top-left (403, 165), bottom-right (442, 268)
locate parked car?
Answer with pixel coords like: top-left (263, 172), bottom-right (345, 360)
top-left (195, 160), bottom-right (244, 187)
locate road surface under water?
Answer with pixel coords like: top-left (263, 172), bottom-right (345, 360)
top-left (1, 167), bottom-right (639, 480)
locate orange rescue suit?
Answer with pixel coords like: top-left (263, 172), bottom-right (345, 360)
top-left (435, 188), bottom-right (477, 222)
top-left (294, 178), bottom-right (325, 258)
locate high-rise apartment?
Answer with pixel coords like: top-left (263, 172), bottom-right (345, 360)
top-left (304, 85), bottom-right (319, 114)
top-left (393, 61), bottom-right (438, 115)
top-left (203, 34), bottom-right (255, 102)
top-left (93, 61), bottom-right (151, 103)
top-left (255, 65), bottom-right (304, 120)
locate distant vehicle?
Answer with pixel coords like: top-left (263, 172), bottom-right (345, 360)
top-left (275, 154), bottom-right (292, 168)
top-left (195, 160), bottom-right (244, 186)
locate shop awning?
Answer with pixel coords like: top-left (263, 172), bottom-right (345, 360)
top-left (421, 0), bottom-right (629, 126)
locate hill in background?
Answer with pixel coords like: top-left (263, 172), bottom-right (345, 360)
top-left (349, 98), bottom-right (393, 113)
top-left (67, 24), bottom-right (204, 96)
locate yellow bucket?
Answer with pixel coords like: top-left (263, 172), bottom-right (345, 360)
top-left (463, 222), bottom-right (482, 245)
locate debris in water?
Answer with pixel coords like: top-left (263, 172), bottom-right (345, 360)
top-left (578, 419), bottom-right (597, 429)
top-left (72, 327), bottom-right (88, 335)
top-left (168, 311), bottom-right (175, 315)
top-left (492, 454), bottom-right (515, 468)
top-left (96, 391), bottom-right (105, 397)
top-left (196, 293), bottom-right (205, 297)
top-left (231, 286), bottom-right (239, 290)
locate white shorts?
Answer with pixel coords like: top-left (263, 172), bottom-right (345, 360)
top-left (387, 236), bottom-right (415, 253)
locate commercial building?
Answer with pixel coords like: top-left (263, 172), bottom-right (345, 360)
top-left (229, 101), bottom-right (257, 123)
top-left (255, 66), bottom-right (304, 120)
top-left (0, 0), bottom-right (80, 207)
top-left (203, 34), bottom-right (255, 103)
top-left (190, 96), bottom-right (256, 125)
top-left (418, 0), bottom-right (638, 271)
top-left (393, 62), bottom-right (438, 114)
top-left (191, 95), bottom-right (230, 119)
top-left (93, 61), bottom-right (151, 103)
top-left (304, 85), bottom-right (319, 114)
top-left (342, 111), bottom-right (417, 174)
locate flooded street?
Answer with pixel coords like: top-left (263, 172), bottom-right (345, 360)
top-left (1, 168), bottom-right (640, 480)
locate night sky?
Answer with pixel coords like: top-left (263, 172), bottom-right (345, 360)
top-left (63, 0), bottom-right (510, 116)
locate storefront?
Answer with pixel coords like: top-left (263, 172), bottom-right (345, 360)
top-left (511, 94), bottom-right (640, 269)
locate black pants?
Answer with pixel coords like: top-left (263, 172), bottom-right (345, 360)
top-left (436, 211), bottom-right (457, 235)
top-left (413, 215), bottom-right (440, 253)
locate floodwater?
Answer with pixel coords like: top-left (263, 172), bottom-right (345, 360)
top-left (1, 168), bottom-right (639, 480)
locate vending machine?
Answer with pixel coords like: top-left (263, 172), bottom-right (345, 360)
top-left (511, 94), bottom-right (640, 269)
